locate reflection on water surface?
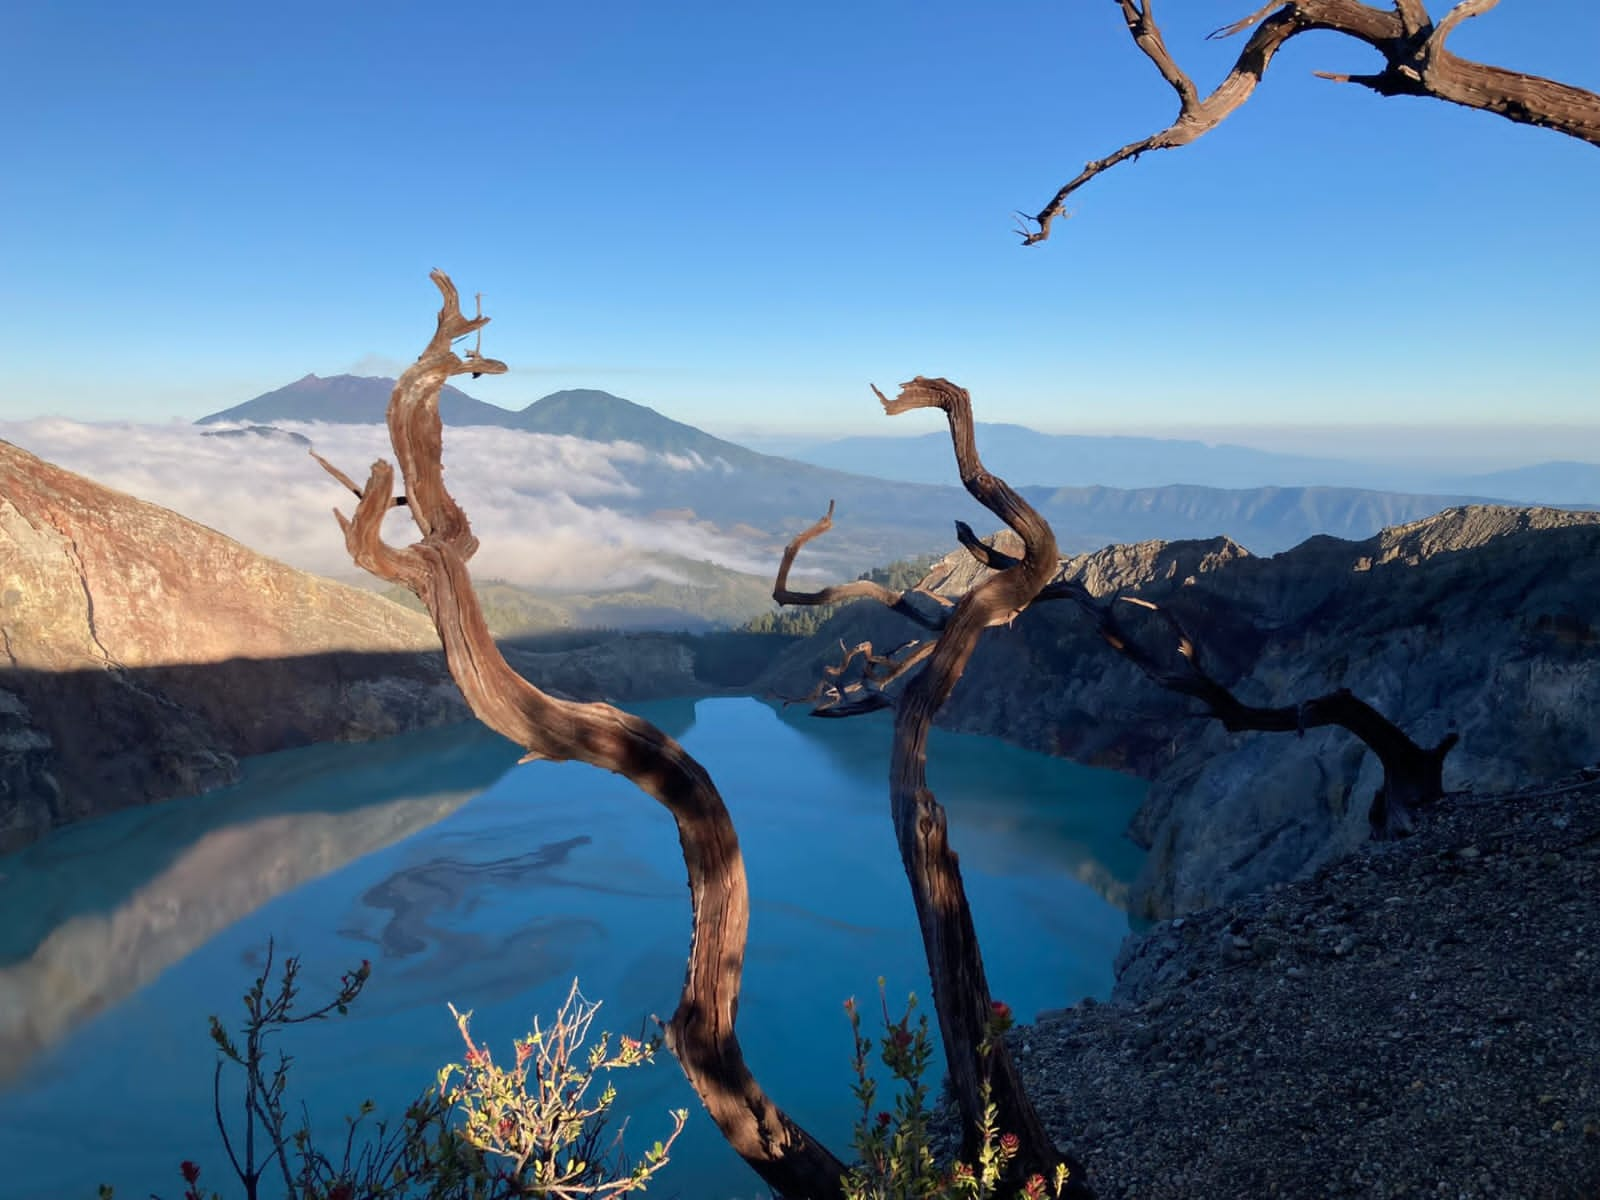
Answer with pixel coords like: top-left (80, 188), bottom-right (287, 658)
top-left (0, 697), bottom-right (1143, 1199)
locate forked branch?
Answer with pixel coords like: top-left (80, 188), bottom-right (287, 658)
top-left (317, 271), bottom-right (848, 1200)
top-left (785, 636), bottom-right (938, 717)
top-left (1022, 0), bottom-right (1600, 244)
top-left (774, 500), bottom-right (953, 633)
top-left (778, 378), bottom-right (1086, 1192)
top-left (1107, 593), bottom-right (1457, 836)
top-left (956, 519), bottom-right (1458, 838)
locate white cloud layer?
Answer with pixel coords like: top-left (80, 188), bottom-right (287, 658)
top-left (1, 420), bottom-right (774, 591)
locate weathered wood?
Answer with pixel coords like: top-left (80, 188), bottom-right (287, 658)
top-left (1023, 0), bottom-right (1600, 244)
top-left (876, 379), bottom-right (1082, 1191)
top-left (961, 528), bottom-right (1458, 839)
top-left (776, 378), bottom-right (1090, 1195)
top-left (774, 500), bottom-right (953, 631)
top-left (319, 271), bottom-right (847, 1200)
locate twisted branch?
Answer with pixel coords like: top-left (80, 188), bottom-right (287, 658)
top-left (797, 378), bottom-right (1084, 1191)
top-left (1023, 0), bottom-right (1600, 244)
top-left (956, 524), bottom-right (1458, 839)
top-left (784, 636), bottom-right (938, 717)
top-left (317, 271), bottom-right (847, 1200)
top-left (774, 500), bottom-right (953, 632)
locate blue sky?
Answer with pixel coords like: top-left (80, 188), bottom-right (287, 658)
top-left (2, 1), bottom-right (1596, 454)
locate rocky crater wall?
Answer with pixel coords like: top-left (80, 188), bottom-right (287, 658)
top-left (758, 505), bottom-right (1600, 916)
top-left (0, 441), bottom-right (704, 850)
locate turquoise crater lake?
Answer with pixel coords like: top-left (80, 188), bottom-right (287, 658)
top-left (0, 697), bottom-right (1144, 1199)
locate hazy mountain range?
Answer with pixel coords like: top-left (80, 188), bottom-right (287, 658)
top-left (201, 374), bottom-right (1600, 507)
top-left (192, 375), bottom-right (1584, 571)
top-left (788, 425), bottom-right (1600, 505)
top-left (200, 375), bottom-right (765, 466)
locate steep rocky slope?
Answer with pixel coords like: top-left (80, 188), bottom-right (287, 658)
top-left (0, 439), bottom-right (471, 849)
top-left (757, 506), bottom-right (1600, 917)
top-left (990, 774), bottom-right (1600, 1198)
top-left (0, 441), bottom-right (708, 852)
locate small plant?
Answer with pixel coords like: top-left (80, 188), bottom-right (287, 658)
top-left (842, 982), bottom-right (1069, 1200)
top-left (98, 947), bottom-right (679, 1200)
top-left (440, 978), bottom-right (687, 1198)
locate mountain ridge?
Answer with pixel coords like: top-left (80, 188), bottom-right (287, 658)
top-left (189, 375), bottom-right (1539, 564)
top-left (794, 424), bottom-right (1375, 490)
top-left (796, 425), bottom-right (1600, 503)
top-left (200, 375), bottom-right (1600, 507)
top-left (197, 376), bottom-right (765, 465)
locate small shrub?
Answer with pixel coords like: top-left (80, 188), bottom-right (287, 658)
top-left (842, 982), bottom-right (1068, 1200)
top-left (440, 979), bottom-right (686, 1197)
top-left (98, 946), bottom-right (679, 1200)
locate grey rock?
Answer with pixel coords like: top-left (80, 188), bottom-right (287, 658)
top-left (758, 504), bottom-right (1600, 917)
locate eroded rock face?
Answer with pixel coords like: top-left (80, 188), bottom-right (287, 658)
top-left (758, 506), bottom-right (1600, 917)
top-left (0, 439), bottom-right (468, 850)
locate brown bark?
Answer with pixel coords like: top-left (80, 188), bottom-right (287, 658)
top-left (774, 501), bottom-right (951, 714)
top-left (777, 379), bottom-right (1089, 1195)
top-left (1022, 0), bottom-right (1600, 244)
top-left (317, 271), bottom-right (847, 1200)
top-left (959, 528), bottom-right (1458, 838)
top-left (774, 500), bottom-right (953, 632)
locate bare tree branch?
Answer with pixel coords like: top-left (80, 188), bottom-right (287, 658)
top-left (840, 378), bottom-right (1085, 1191)
top-left (773, 500), bottom-right (952, 632)
top-left (319, 271), bottom-right (848, 1200)
top-left (1022, 0), bottom-right (1600, 244)
top-left (1116, 0), bottom-right (1202, 108)
top-left (1393, 0), bottom-right (1433, 38)
top-left (1432, 0), bottom-right (1500, 45)
top-left (309, 450), bottom-right (406, 507)
top-left (948, 521), bottom-right (1457, 835)
top-left (784, 635), bottom-right (938, 716)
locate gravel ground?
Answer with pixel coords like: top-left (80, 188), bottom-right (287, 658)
top-left (1010, 772), bottom-right (1600, 1200)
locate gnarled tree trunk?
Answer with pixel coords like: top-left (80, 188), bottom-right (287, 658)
top-left (776, 378), bottom-right (1090, 1195)
top-left (317, 271), bottom-right (848, 1200)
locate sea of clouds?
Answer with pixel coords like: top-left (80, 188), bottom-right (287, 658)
top-left (1, 420), bottom-right (778, 592)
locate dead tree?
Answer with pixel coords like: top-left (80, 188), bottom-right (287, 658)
top-left (1022, 0), bottom-right (1600, 244)
top-left (776, 380), bottom-right (1460, 1186)
top-left (315, 271), bottom-right (850, 1200)
top-left (954, 526), bottom-right (1459, 838)
top-left (773, 378), bottom-right (1086, 1193)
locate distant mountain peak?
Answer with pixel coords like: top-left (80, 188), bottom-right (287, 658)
top-left (522, 387), bottom-right (639, 410)
top-left (196, 374), bottom-right (515, 428)
top-left (513, 389), bottom-right (763, 464)
top-left (193, 377), bottom-right (757, 466)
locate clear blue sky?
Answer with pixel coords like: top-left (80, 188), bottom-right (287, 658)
top-left (2, 1), bottom-right (1596, 447)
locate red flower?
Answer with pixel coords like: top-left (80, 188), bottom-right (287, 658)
top-left (876, 1111), bottom-right (892, 1129)
top-left (1000, 1132), bottom-right (1021, 1154)
top-left (328, 1184), bottom-right (354, 1200)
top-left (180, 1162), bottom-right (201, 1185)
top-left (1022, 1173), bottom-right (1048, 1199)
top-left (990, 1000), bottom-right (1013, 1022)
